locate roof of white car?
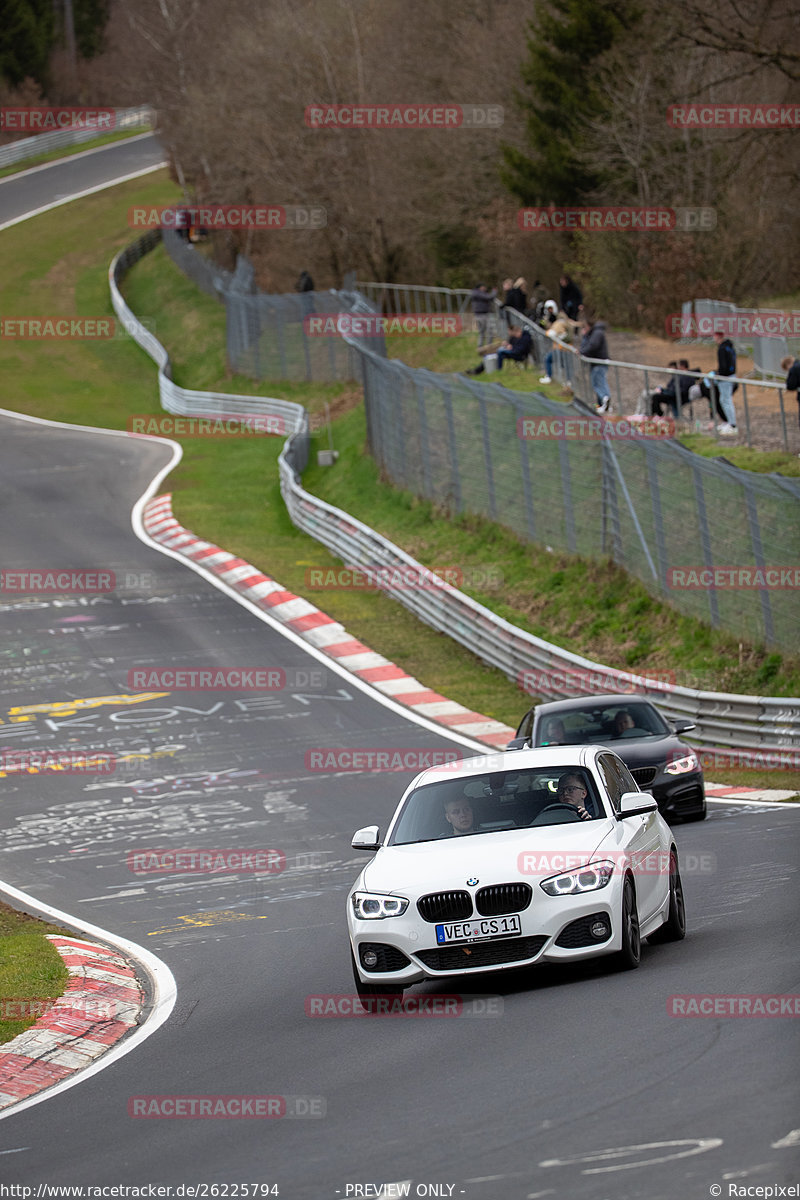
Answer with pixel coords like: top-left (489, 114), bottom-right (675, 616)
top-left (414, 744), bottom-right (605, 788)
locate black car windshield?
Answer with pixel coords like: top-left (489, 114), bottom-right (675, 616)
top-left (536, 702), bottom-right (669, 746)
top-left (388, 766), bottom-right (604, 845)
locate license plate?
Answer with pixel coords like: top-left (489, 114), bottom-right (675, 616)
top-left (435, 914), bottom-right (522, 945)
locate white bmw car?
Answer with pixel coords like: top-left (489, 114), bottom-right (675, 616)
top-left (347, 746), bottom-right (686, 996)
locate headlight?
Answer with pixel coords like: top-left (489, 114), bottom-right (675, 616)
top-left (665, 751), bottom-right (700, 775)
top-left (351, 892), bottom-right (409, 920)
top-left (540, 861), bottom-right (614, 897)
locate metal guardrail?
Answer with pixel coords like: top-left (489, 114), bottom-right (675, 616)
top-left (110, 233), bottom-right (800, 751)
top-left (0, 105), bottom-right (153, 168)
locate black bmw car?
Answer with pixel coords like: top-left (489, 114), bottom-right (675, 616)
top-left (507, 693), bottom-right (706, 821)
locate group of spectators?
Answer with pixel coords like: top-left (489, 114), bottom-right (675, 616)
top-left (636, 332), bottom-right (740, 434)
top-left (465, 275), bottom-right (800, 439)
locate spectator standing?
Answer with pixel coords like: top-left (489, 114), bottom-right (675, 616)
top-left (539, 303), bottom-right (577, 383)
top-left (559, 274), bottom-right (583, 321)
top-left (580, 315), bottom-right (611, 413)
top-left (781, 354), bottom-right (800, 434)
top-left (505, 277), bottom-right (528, 323)
top-left (713, 330), bottom-right (738, 434)
top-left (470, 283), bottom-right (498, 348)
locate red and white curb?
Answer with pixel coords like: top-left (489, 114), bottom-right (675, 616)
top-left (704, 781), bottom-right (799, 803)
top-left (0, 936), bottom-right (143, 1109)
top-left (142, 493), bottom-right (516, 748)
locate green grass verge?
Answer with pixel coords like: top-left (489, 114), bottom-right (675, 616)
top-left (0, 901), bottom-right (72, 1044)
top-left (2, 180), bottom-right (798, 794)
top-left (0, 126), bottom-right (152, 181)
top-left (675, 432), bottom-right (800, 478)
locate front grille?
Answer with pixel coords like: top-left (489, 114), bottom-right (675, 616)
top-left (630, 767), bottom-right (657, 788)
top-left (416, 936), bottom-right (547, 971)
top-left (359, 943), bottom-right (411, 973)
top-left (475, 882), bottom-right (532, 916)
top-left (555, 913), bottom-right (612, 949)
top-left (417, 890), bottom-right (473, 923)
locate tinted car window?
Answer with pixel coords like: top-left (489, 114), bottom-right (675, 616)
top-left (534, 701), bottom-right (669, 746)
top-left (598, 754), bottom-right (625, 810)
top-left (389, 766), bottom-right (603, 845)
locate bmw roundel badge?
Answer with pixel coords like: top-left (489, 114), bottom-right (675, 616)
top-left (466, 877), bottom-right (479, 886)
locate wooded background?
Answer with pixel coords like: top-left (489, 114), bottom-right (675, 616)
top-left (2, 0), bottom-right (797, 329)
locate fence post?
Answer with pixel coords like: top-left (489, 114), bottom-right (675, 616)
top-left (600, 441), bottom-right (623, 564)
top-left (517, 403), bottom-right (536, 541)
top-left (691, 460), bottom-right (720, 629)
top-left (743, 479), bottom-right (774, 645)
top-left (478, 394), bottom-right (497, 521)
top-left (558, 439), bottom-right (577, 553)
top-left (442, 382), bottom-right (462, 514)
top-left (415, 375), bottom-right (433, 498)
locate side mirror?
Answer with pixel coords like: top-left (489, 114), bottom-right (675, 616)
top-left (506, 736), bottom-right (528, 751)
top-left (673, 720), bottom-right (696, 734)
top-left (617, 791), bottom-right (658, 819)
top-left (352, 825), bottom-right (381, 851)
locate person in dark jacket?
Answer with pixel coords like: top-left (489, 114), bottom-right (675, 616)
top-left (296, 270), bottom-right (314, 292)
top-left (559, 275), bottom-right (583, 321)
top-left (470, 283), bottom-right (498, 347)
top-left (651, 359), bottom-right (695, 419)
top-left (713, 330), bottom-right (738, 434)
top-left (496, 325), bottom-right (533, 370)
top-left (580, 316), bottom-right (611, 412)
top-left (504, 277), bottom-right (528, 324)
top-left (781, 354), bottom-right (800, 432)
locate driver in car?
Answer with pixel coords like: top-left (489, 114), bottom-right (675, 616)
top-left (444, 798), bottom-right (475, 836)
top-left (614, 711), bottom-right (635, 736)
top-left (556, 773), bottom-right (592, 820)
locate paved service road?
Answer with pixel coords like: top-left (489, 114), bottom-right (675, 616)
top-left (0, 133), bottom-right (166, 226)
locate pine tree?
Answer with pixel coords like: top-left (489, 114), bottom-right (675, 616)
top-left (501, 0), bottom-right (641, 206)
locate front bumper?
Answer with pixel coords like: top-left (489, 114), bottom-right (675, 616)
top-left (348, 891), bottom-right (624, 985)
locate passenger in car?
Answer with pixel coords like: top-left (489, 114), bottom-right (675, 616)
top-left (543, 718), bottom-right (567, 744)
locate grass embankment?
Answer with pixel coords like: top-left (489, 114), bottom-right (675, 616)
top-left (0, 902), bottom-right (71, 1044)
top-left (2, 182), bottom-right (798, 791)
top-left (0, 126), bottom-right (152, 181)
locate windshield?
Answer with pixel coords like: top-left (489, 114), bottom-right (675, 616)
top-left (536, 702), bottom-right (669, 746)
top-left (388, 766), bottom-right (604, 845)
